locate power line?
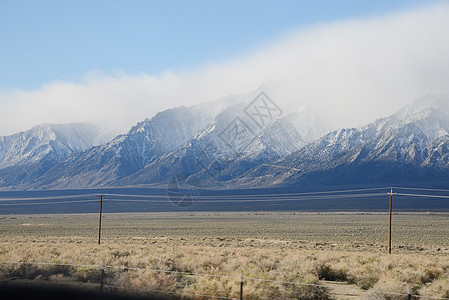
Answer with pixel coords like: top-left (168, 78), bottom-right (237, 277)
top-left (106, 186), bottom-right (391, 199)
top-left (106, 192), bottom-right (386, 203)
top-left (2, 188), bottom-right (449, 207)
top-left (0, 199), bottom-right (97, 206)
top-left (0, 193), bottom-right (97, 202)
top-left (1, 186), bottom-right (448, 203)
top-left (393, 186), bottom-right (449, 193)
top-left (397, 193), bottom-right (449, 199)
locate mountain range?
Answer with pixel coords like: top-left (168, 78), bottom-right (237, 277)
top-left (239, 94), bottom-right (449, 187)
top-left (1, 93), bottom-right (449, 190)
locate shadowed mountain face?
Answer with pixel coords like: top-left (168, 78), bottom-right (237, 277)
top-left (1, 94), bottom-right (449, 190)
top-left (239, 94), bottom-right (449, 187)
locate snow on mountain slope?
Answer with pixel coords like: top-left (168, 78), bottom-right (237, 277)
top-left (29, 95), bottom-right (242, 189)
top-left (116, 99), bottom-right (330, 186)
top-left (240, 94), bottom-right (449, 186)
top-left (0, 123), bottom-right (103, 169)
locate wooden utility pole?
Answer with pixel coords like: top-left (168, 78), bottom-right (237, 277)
top-left (240, 272), bottom-right (244, 300)
top-left (388, 188), bottom-right (397, 254)
top-left (96, 195), bottom-right (106, 245)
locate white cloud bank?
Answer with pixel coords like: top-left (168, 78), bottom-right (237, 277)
top-left (1, 2), bottom-right (449, 136)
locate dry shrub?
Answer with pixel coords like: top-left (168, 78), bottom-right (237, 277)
top-left (243, 281), bottom-right (328, 300)
top-left (73, 266), bottom-right (101, 283)
top-left (129, 270), bottom-right (188, 292)
top-left (281, 274), bottom-right (332, 300)
top-left (0, 262), bottom-right (75, 282)
top-left (111, 250), bottom-right (130, 258)
top-left (49, 273), bottom-right (71, 282)
top-left (0, 264), bottom-right (15, 280)
top-left (419, 266), bottom-right (443, 284)
top-left (3, 263), bottom-right (42, 280)
top-left (343, 258), bottom-right (380, 289)
top-left (182, 277), bottom-right (236, 299)
top-left (244, 273), bottom-right (332, 300)
top-left (315, 262), bottom-right (348, 282)
top-left (246, 281), bottom-right (281, 299)
top-left (108, 269), bottom-right (131, 287)
top-left (47, 263), bottom-right (74, 277)
top-left (366, 277), bottom-right (408, 300)
top-left (419, 277), bottom-right (449, 299)
top-left (281, 284), bottom-right (332, 300)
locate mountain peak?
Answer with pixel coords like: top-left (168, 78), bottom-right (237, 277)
top-left (0, 122), bottom-right (104, 172)
top-left (394, 94), bottom-right (449, 122)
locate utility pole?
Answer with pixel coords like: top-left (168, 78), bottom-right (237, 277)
top-left (240, 272), bottom-right (244, 300)
top-left (388, 188), bottom-right (397, 254)
top-left (96, 195), bottom-right (106, 245)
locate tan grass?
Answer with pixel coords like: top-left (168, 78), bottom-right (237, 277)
top-left (1, 212), bottom-right (448, 299)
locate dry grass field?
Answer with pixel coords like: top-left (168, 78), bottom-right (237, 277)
top-left (1, 212), bottom-right (449, 299)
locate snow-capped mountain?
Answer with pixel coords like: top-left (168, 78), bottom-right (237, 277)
top-left (240, 94), bottom-right (449, 186)
top-left (116, 100), bottom-right (330, 186)
top-left (0, 123), bottom-right (103, 168)
top-left (0, 123), bottom-right (104, 187)
top-left (29, 95), bottom-right (242, 188)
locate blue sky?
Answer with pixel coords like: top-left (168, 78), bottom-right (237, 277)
top-left (0, 0), bottom-right (434, 90)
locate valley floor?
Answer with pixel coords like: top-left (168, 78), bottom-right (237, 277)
top-left (1, 212), bottom-right (449, 299)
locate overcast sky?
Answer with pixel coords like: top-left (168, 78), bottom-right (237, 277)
top-left (0, 0), bottom-right (448, 136)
